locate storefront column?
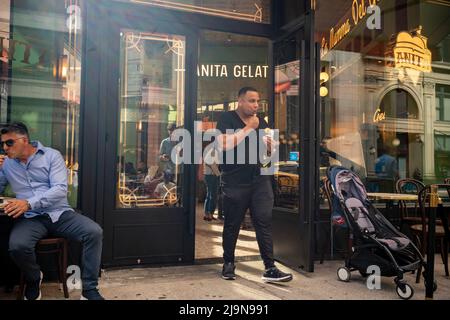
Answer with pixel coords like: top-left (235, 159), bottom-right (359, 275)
top-left (423, 81), bottom-right (436, 181)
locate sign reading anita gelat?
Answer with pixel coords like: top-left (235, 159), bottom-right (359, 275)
top-left (197, 64), bottom-right (268, 78)
top-left (385, 26), bottom-right (432, 72)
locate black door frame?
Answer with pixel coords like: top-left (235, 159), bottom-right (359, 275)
top-left (270, 9), bottom-right (318, 273)
top-left (80, 0), bottom-right (278, 267)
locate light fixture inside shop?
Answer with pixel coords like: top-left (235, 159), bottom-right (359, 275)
top-left (392, 138), bottom-right (401, 147)
top-left (320, 72), bottom-right (329, 83)
top-left (54, 54), bottom-right (68, 81)
top-left (320, 86), bottom-right (329, 97)
top-left (320, 68), bottom-right (329, 97)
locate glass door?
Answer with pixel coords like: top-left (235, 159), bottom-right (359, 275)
top-left (271, 26), bottom-right (317, 272)
top-left (101, 21), bottom-right (196, 267)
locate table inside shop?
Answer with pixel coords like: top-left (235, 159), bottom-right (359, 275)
top-left (367, 192), bottom-right (419, 226)
top-left (367, 192), bottom-right (418, 201)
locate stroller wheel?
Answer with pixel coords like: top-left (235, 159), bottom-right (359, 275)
top-left (396, 283), bottom-right (414, 300)
top-left (337, 267), bottom-right (351, 282)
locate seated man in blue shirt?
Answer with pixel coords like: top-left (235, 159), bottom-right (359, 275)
top-left (0, 122), bottom-right (104, 300)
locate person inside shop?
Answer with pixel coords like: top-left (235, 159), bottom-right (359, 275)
top-left (159, 122), bottom-right (178, 175)
top-left (375, 147), bottom-right (399, 192)
top-left (154, 170), bottom-right (176, 202)
top-left (216, 86), bottom-right (293, 283)
top-left (0, 122), bottom-right (104, 300)
top-left (203, 141), bottom-right (221, 221)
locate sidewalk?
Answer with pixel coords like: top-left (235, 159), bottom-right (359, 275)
top-left (1, 256), bottom-right (449, 300)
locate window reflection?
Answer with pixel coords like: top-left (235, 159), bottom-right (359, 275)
top-left (316, 0), bottom-right (450, 192)
top-left (274, 37), bottom-right (301, 209)
top-left (117, 31), bottom-right (185, 208)
top-left (0, 0), bottom-right (82, 207)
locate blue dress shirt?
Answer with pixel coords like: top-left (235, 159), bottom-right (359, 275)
top-left (0, 141), bottom-right (73, 222)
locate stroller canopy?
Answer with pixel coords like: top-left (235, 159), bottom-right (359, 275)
top-left (328, 166), bottom-right (368, 203)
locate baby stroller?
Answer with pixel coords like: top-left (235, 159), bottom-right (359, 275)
top-left (326, 166), bottom-right (431, 299)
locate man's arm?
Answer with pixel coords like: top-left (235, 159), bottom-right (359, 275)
top-left (26, 151), bottom-right (69, 210)
top-left (217, 114), bottom-right (259, 151)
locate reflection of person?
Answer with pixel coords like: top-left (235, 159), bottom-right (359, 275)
top-left (154, 170), bottom-right (176, 199)
top-left (144, 166), bottom-right (160, 184)
top-left (375, 147), bottom-right (399, 192)
top-left (159, 123), bottom-right (177, 175)
top-left (0, 122), bottom-right (104, 300)
top-left (216, 87), bottom-right (292, 283)
top-left (203, 147), bottom-right (220, 221)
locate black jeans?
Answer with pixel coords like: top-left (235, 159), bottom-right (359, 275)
top-left (222, 175), bottom-right (275, 270)
top-left (9, 210), bottom-right (103, 291)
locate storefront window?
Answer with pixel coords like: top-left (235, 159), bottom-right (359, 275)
top-left (0, 0), bottom-right (83, 207)
top-left (315, 0), bottom-right (450, 191)
top-left (436, 84), bottom-right (450, 122)
top-left (435, 134), bottom-right (450, 178)
top-left (114, 0), bottom-right (271, 24)
top-left (380, 89), bottom-right (419, 119)
top-left (273, 35), bottom-right (302, 210)
top-left (197, 31), bottom-right (269, 121)
top-left (116, 30), bottom-right (185, 208)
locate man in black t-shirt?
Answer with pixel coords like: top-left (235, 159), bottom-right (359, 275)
top-left (216, 87), bottom-right (293, 283)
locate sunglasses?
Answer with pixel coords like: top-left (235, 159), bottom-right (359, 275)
top-left (0, 137), bottom-right (25, 147)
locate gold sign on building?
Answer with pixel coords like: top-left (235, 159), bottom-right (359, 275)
top-left (386, 26), bottom-right (432, 72)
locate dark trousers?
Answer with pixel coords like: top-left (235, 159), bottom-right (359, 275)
top-left (9, 210), bottom-right (103, 291)
top-left (204, 174), bottom-right (219, 214)
top-left (222, 176), bottom-right (275, 269)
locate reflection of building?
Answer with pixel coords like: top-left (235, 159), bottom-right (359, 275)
top-left (352, 58), bottom-right (449, 181)
top-left (321, 19), bottom-right (450, 184)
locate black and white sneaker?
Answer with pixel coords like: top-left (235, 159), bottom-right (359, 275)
top-left (24, 271), bottom-right (43, 300)
top-left (262, 267), bottom-right (293, 283)
top-left (221, 262), bottom-right (236, 280)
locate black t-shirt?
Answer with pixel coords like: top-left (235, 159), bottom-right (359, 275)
top-left (216, 111), bottom-right (269, 186)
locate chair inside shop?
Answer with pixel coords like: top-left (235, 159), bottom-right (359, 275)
top-left (395, 178), bottom-right (425, 228)
top-left (413, 184), bottom-right (450, 283)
